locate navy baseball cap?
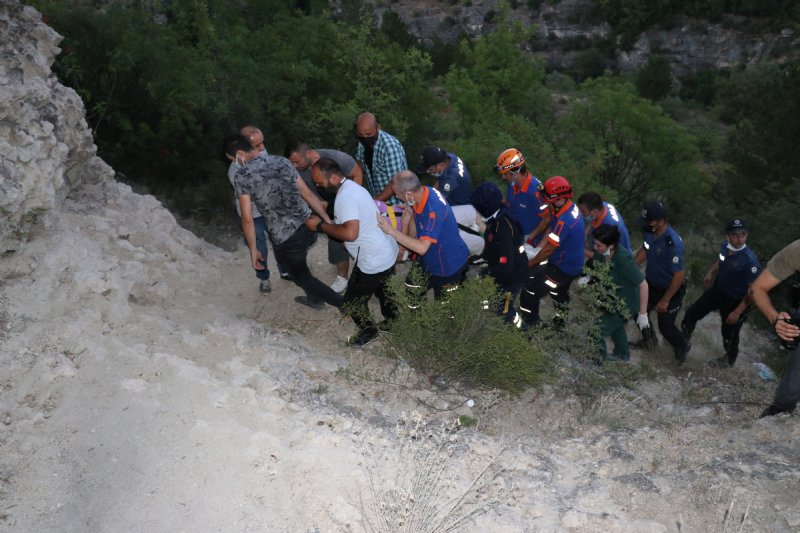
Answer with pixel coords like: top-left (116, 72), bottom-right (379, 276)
top-left (641, 200), bottom-right (667, 222)
top-left (725, 217), bottom-right (748, 232)
top-left (415, 146), bottom-right (447, 173)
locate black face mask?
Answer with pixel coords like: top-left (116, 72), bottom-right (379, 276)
top-left (357, 133), bottom-right (379, 149)
top-left (325, 182), bottom-right (340, 197)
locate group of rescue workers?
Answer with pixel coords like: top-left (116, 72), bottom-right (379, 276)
top-left (224, 112), bottom-right (800, 419)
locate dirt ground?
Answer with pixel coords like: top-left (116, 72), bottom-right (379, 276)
top-left (1, 176), bottom-right (798, 532)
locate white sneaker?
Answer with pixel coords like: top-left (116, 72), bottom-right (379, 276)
top-left (330, 275), bottom-right (348, 293)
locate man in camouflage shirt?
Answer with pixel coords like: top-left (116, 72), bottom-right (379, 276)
top-left (226, 134), bottom-right (343, 310)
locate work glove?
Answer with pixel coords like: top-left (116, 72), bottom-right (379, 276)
top-left (636, 313), bottom-right (650, 331)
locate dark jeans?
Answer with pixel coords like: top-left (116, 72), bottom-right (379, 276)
top-left (642, 281), bottom-right (688, 354)
top-left (519, 263), bottom-right (577, 327)
top-left (774, 345), bottom-right (800, 412)
top-left (342, 265), bottom-right (396, 335)
top-left (404, 262), bottom-right (468, 308)
top-left (272, 225), bottom-right (343, 308)
top-left (681, 286), bottom-right (748, 365)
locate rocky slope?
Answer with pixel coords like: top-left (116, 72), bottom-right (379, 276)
top-left (1, 2), bottom-right (799, 531)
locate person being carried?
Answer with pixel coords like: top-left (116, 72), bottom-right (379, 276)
top-left (286, 141), bottom-right (364, 294)
top-left (590, 224), bottom-right (649, 362)
top-left (305, 158), bottom-right (398, 346)
top-left (469, 182), bottom-right (528, 327)
top-left (225, 134), bottom-right (343, 310)
top-left (633, 200), bottom-right (691, 365)
top-left (377, 170), bottom-right (469, 306)
top-left (520, 176), bottom-right (585, 328)
top-left (749, 239), bottom-right (800, 418)
top-left (681, 218), bottom-right (762, 368)
top-left (577, 191), bottom-right (632, 258)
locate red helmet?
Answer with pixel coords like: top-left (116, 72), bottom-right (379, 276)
top-left (540, 176), bottom-right (573, 203)
top-left (495, 148), bottom-right (526, 173)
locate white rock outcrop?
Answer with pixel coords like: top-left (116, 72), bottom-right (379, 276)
top-left (0, 0), bottom-right (113, 251)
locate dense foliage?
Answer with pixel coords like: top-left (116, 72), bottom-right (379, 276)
top-left (33, 0), bottom-right (800, 258)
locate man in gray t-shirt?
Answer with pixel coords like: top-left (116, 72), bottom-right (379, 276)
top-left (287, 142), bottom-right (364, 294)
top-left (226, 135), bottom-right (343, 310)
top-left (750, 239), bottom-right (800, 417)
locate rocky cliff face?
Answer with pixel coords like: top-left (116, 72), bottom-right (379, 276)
top-left (0, 0), bottom-right (113, 252)
top-left (373, 0), bottom-right (800, 75)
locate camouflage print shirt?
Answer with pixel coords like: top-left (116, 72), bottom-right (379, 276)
top-left (234, 152), bottom-right (311, 245)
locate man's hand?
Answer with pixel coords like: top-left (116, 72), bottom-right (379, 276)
top-left (376, 213), bottom-right (392, 234)
top-left (725, 309), bottom-right (742, 325)
top-left (636, 313), bottom-right (650, 330)
top-left (305, 215), bottom-right (323, 232)
top-left (703, 273), bottom-right (714, 289)
top-left (250, 249), bottom-right (265, 271)
top-left (774, 312), bottom-right (800, 342)
top-left (655, 299), bottom-right (669, 313)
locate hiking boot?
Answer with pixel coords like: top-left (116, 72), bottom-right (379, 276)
top-left (759, 404), bottom-right (795, 418)
top-left (294, 295), bottom-right (324, 310)
top-left (347, 329), bottom-right (378, 347)
top-left (708, 357), bottom-right (732, 369)
top-left (674, 342), bottom-right (690, 367)
top-left (329, 275), bottom-right (348, 294)
top-left (259, 279), bottom-right (272, 293)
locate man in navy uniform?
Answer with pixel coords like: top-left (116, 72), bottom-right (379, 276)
top-left (634, 200), bottom-right (691, 365)
top-left (681, 218), bottom-right (762, 367)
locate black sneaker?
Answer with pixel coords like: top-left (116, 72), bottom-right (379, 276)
top-left (294, 295), bottom-right (324, 310)
top-left (347, 329), bottom-right (378, 347)
top-left (279, 271), bottom-right (293, 281)
top-left (759, 404), bottom-right (795, 418)
top-left (675, 343), bottom-right (690, 367)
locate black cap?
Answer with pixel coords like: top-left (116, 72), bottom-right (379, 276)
top-left (641, 200), bottom-right (667, 222)
top-left (415, 146), bottom-right (447, 173)
top-left (725, 217), bottom-right (748, 232)
top-left (470, 182), bottom-right (503, 218)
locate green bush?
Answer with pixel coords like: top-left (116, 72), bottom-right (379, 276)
top-left (381, 273), bottom-right (549, 394)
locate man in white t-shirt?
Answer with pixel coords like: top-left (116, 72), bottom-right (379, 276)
top-left (305, 157), bottom-right (399, 346)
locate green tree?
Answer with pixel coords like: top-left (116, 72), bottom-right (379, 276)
top-left (556, 77), bottom-right (706, 220)
top-left (636, 55), bottom-right (672, 101)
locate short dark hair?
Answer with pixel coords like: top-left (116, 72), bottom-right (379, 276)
top-left (313, 157), bottom-right (343, 178)
top-left (593, 224), bottom-right (620, 247)
top-left (225, 133), bottom-right (255, 158)
top-left (577, 191), bottom-right (603, 211)
top-left (285, 140), bottom-right (311, 158)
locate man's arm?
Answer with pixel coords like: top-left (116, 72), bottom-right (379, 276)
top-left (528, 213), bottom-right (550, 244)
top-left (374, 182), bottom-right (395, 203)
top-left (655, 271), bottom-right (684, 313)
top-left (239, 195), bottom-right (264, 271)
top-left (704, 259), bottom-right (719, 288)
top-left (528, 241), bottom-right (556, 268)
top-left (306, 216), bottom-right (359, 242)
top-left (296, 176), bottom-right (332, 223)
top-left (634, 246), bottom-right (647, 266)
top-left (376, 214), bottom-right (431, 256)
top-left (748, 268), bottom-right (800, 342)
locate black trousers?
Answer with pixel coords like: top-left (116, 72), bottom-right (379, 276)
top-left (272, 225), bottom-right (343, 308)
top-left (519, 263), bottom-right (577, 327)
top-left (642, 281), bottom-right (688, 353)
top-left (342, 265), bottom-right (396, 335)
top-left (681, 286), bottom-right (748, 364)
top-left (774, 345), bottom-right (800, 412)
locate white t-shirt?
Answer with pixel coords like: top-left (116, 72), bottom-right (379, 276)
top-left (334, 179), bottom-right (398, 274)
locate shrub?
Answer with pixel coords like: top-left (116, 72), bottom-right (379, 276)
top-left (381, 273), bottom-right (549, 393)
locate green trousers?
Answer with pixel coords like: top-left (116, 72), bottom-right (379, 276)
top-left (599, 313), bottom-right (630, 361)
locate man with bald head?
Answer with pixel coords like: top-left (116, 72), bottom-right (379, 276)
top-left (377, 170), bottom-right (469, 304)
top-left (354, 112), bottom-right (407, 205)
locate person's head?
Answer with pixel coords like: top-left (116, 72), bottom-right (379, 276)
top-left (225, 133), bottom-right (260, 166)
top-left (355, 112), bottom-right (380, 148)
top-left (495, 148), bottom-right (528, 185)
top-left (311, 157), bottom-right (345, 196)
top-left (391, 170), bottom-right (422, 206)
top-left (240, 125), bottom-right (266, 153)
top-left (640, 200), bottom-right (667, 234)
top-left (725, 217), bottom-right (749, 250)
top-left (285, 141), bottom-right (317, 171)
top-left (593, 224), bottom-right (621, 257)
top-left (415, 146), bottom-right (448, 176)
top-left (540, 176), bottom-right (573, 210)
top-left (577, 191), bottom-right (604, 219)
top-left (470, 182), bottom-right (504, 219)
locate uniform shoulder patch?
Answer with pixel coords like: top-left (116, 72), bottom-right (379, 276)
top-left (672, 256), bottom-right (680, 263)
top-left (443, 183), bottom-right (451, 191)
top-left (751, 266), bottom-right (758, 273)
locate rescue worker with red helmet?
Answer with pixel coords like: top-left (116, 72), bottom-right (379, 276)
top-left (520, 176), bottom-right (585, 328)
top-left (496, 148), bottom-right (549, 246)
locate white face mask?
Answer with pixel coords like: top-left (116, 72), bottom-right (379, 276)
top-left (602, 247), bottom-right (612, 257)
top-left (404, 192), bottom-right (415, 207)
top-left (727, 242), bottom-right (747, 252)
